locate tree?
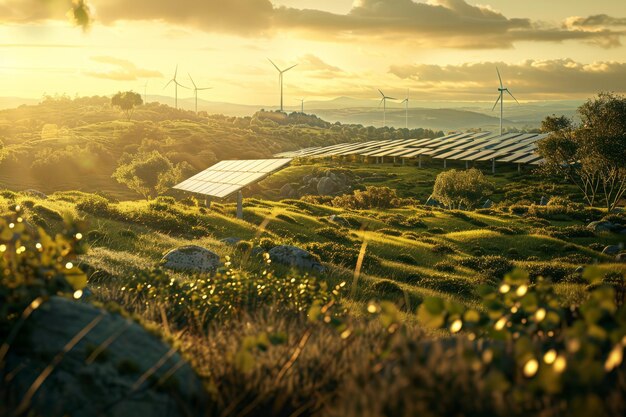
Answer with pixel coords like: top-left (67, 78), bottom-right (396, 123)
top-left (432, 168), bottom-right (494, 210)
top-left (537, 93), bottom-right (626, 210)
top-left (111, 91), bottom-right (143, 121)
top-left (540, 114), bottom-right (572, 133)
top-left (112, 151), bottom-right (184, 199)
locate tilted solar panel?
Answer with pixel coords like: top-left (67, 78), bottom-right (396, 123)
top-left (173, 158), bottom-right (292, 198)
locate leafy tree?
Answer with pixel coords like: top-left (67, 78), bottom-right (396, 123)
top-left (112, 151), bottom-right (184, 199)
top-left (540, 114), bottom-right (572, 133)
top-left (111, 91), bottom-right (143, 121)
top-left (432, 168), bottom-right (494, 209)
top-left (537, 93), bottom-right (626, 210)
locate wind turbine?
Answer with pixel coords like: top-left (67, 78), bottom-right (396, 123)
top-left (268, 58), bottom-right (297, 112)
top-left (164, 65), bottom-right (188, 110)
top-left (188, 73), bottom-right (211, 114)
top-left (378, 89), bottom-right (396, 128)
top-left (296, 98), bottom-right (304, 113)
top-left (491, 67), bottom-right (519, 136)
top-left (400, 89), bottom-right (409, 129)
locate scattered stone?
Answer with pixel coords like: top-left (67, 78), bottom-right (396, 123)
top-left (539, 196), bottom-right (549, 206)
top-left (616, 253), bottom-right (626, 263)
top-left (587, 221), bottom-right (618, 233)
top-left (161, 245), bottom-right (220, 273)
top-left (23, 189), bottom-right (47, 199)
top-left (268, 245), bottom-right (325, 272)
top-left (328, 214), bottom-right (351, 228)
top-left (602, 245), bottom-right (621, 256)
top-left (425, 195), bottom-right (442, 207)
top-left (5, 296), bottom-right (208, 417)
top-left (220, 237), bottom-right (241, 246)
top-left (482, 199), bottom-right (493, 209)
top-left (279, 183), bottom-right (294, 198)
top-left (317, 177), bottom-right (339, 196)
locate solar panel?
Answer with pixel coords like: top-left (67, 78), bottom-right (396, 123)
top-left (174, 158), bottom-right (292, 198)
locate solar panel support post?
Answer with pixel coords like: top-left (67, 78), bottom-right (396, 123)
top-left (491, 158), bottom-right (496, 174)
top-left (518, 163), bottom-right (521, 173)
top-left (236, 191), bottom-right (243, 220)
top-left (205, 197), bottom-right (212, 208)
top-left (465, 160), bottom-right (469, 170)
top-left (443, 159), bottom-right (447, 169)
top-left (418, 155), bottom-right (422, 168)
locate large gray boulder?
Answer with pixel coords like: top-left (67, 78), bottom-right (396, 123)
top-left (317, 177), bottom-right (339, 196)
top-left (268, 245), bottom-right (325, 272)
top-left (587, 221), bottom-right (618, 233)
top-left (539, 196), bottom-right (550, 206)
top-left (161, 245), bottom-right (220, 273)
top-left (23, 189), bottom-right (48, 199)
top-left (220, 237), bottom-right (241, 246)
top-left (5, 296), bottom-right (208, 417)
top-left (279, 183), bottom-right (294, 198)
top-left (602, 245), bottom-right (621, 255)
top-left (425, 195), bottom-right (442, 207)
top-left (328, 214), bottom-right (351, 228)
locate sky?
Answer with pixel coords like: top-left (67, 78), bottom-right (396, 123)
top-left (0, 0), bottom-right (625, 106)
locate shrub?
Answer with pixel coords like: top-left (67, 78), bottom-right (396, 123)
top-left (276, 213), bottom-right (300, 225)
top-left (431, 243), bottom-right (456, 254)
top-left (434, 261), bottom-right (455, 272)
top-left (396, 253), bottom-right (418, 265)
top-left (459, 255), bottom-right (513, 281)
top-left (432, 169), bottom-right (495, 209)
top-left (76, 195), bottom-right (114, 216)
top-left (428, 227), bottom-right (445, 234)
top-left (332, 186), bottom-right (400, 210)
top-left (416, 276), bottom-right (473, 297)
top-left (517, 261), bottom-right (575, 283)
top-left (118, 229), bottom-right (137, 239)
top-left (316, 227), bottom-right (352, 243)
top-left (487, 226), bottom-right (522, 235)
top-left (306, 242), bottom-right (381, 269)
top-left (371, 280), bottom-right (404, 298)
top-left (31, 204), bottom-right (63, 222)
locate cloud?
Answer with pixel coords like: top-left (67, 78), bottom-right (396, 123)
top-left (0, 0), bottom-right (623, 49)
top-left (388, 59), bottom-right (626, 98)
top-left (84, 56), bottom-right (162, 81)
top-left (565, 14), bottom-right (626, 28)
top-left (297, 54), bottom-right (344, 78)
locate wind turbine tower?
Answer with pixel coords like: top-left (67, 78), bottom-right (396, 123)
top-left (400, 89), bottom-right (409, 129)
top-left (492, 67), bottom-right (519, 136)
top-left (378, 89), bottom-right (397, 128)
top-left (188, 73), bottom-right (212, 114)
top-left (268, 58), bottom-right (297, 112)
top-left (296, 98), bottom-right (304, 113)
top-left (164, 65), bottom-right (188, 109)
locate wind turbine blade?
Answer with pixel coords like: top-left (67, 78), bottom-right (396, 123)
top-left (188, 73), bottom-right (197, 89)
top-left (267, 58), bottom-right (280, 72)
top-left (491, 95), bottom-right (501, 111)
top-left (506, 89), bottom-right (519, 104)
top-left (283, 64), bottom-right (297, 73)
top-left (496, 67), bottom-right (503, 88)
top-left (164, 79), bottom-right (173, 89)
top-left (387, 96), bottom-right (397, 100)
top-left (197, 87), bottom-right (212, 91)
top-left (378, 89), bottom-right (385, 98)
top-left (175, 81), bottom-right (190, 89)
top-left (174, 64), bottom-right (178, 80)
top-left (378, 98), bottom-right (385, 108)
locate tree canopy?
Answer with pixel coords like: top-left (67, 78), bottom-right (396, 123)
top-left (432, 168), bottom-right (494, 210)
top-left (111, 91), bottom-right (143, 121)
top-left (112, 151), bottom-right (186, 199)
top-left (537, 92), bottom-right (626, 210)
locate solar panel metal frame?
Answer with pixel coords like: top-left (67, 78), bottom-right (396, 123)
top-left (174, 158), bottom-right (292, 199)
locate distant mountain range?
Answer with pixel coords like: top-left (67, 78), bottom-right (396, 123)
top-left (0, 95), bottom-right (582, 131)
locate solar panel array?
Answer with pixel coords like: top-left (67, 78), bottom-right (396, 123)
top-left (275, 132), bottom-right (547, 166)
top-left (174, 158), bottom-right (292, 198)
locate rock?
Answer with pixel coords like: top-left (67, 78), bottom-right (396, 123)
top-left (539, 196), bottom-right (549, 206)
top-left (220, 237), bottom-right (241, 246)
top-left (602, 245), bottom-right (621, 255)
top-left (280, 183), bottom-right (294, 198)
top-left (5, 296), bottom-right (208, 417)
top-left (616, 253), bottom-right (626, 263)
top-left (482, 199), bottom-right (493, 209)
top-left (23, 189), bottom-right (47, 199)
top-left (425, 195), bottom-right (442, 207)
top-left (317, 177), bottom-right (339, 196)
top-left (587, 221), bottom-right (617, 233)
top-left (328, 214), bottom-right (351, 228)
top-left (268, 245), bottom-right (325, 272)
top-left (302, 174), bottom-right (313, 184)
top-left (161, 245), bottom-right (220, 273)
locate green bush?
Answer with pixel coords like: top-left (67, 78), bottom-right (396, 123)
top-left (316, 227), bottom-right (352, 243)
top-left (459, 255), bottom-right (514, 281)
top-left (432, 169), bottom-right (495, 209)
top-left (306, 242), bottom-right (381, 269)
top-left (434, 261), bottom-right (456, 272)
top-left (31, 204), bottom-right (63, 222)
top-left (332, 186), bottom-right (401, 210)
top-left (431, 243), bottom-right (456, 254)
top-left (396, 253), bottom-right (418, 265)
top-left (378, 228), bottom-right (402, 237)
top-left (517, 261), bottom-right (576, 283)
